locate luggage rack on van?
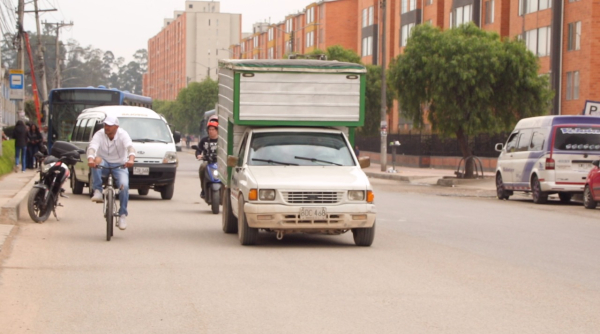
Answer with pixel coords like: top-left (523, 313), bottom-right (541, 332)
top-left (455, 155), bottom-right (485, 179)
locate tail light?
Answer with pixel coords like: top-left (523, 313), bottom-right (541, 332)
top-left (545, 158), bottom-right (555, 170)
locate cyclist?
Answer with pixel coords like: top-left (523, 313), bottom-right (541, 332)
top-left (87, 114), bottom-right (136, 230)
top-left (195, 119), bottom-right (218, 198)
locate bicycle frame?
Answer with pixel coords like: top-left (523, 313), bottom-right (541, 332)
top-left (97, 165), bottom-right (124, 241)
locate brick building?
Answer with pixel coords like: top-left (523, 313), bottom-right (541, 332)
top-left (143, 1), bottom-right (241, 100)
top-left (227, 0), bottom-right (600, 133)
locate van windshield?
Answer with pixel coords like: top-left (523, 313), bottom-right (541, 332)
top-left (248, 132), bottom-right (355, 166)
top-left (119, 118), bottom-right (172, 143)
top-left (554, 126), bottom-right (600, 151)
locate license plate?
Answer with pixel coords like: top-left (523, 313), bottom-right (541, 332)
top-left (577, 163), bottom-right (591, 170)
top-left (133, 167), bottom-right (149, 175)
top-left (299, 207), bottom-right (327, 220)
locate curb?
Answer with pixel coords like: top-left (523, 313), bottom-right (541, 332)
top-left (0, 176), bottom-right (36, 224)
top-left (364, 171), bottom-right (415, 182)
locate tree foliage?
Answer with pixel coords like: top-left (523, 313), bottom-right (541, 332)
top-left (388, 23), bottom-right (553, 157)
top-left (154, 78), bottom-right (218, 135)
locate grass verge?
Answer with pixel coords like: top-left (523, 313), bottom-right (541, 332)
top-left (0, 140), bottom-right (16, 177)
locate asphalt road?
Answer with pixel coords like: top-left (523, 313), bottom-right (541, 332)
top-left (0, 152), bottom-right (599, 333)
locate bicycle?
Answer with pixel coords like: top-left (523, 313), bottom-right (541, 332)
top-left (96, 165), bottom-right (125, 241)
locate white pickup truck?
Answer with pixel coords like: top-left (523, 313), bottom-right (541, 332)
top-left (217, 59), bottom-right (376, 246)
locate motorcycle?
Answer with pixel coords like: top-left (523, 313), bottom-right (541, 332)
top-left (192, 145), bottom-right (222, 214)
top-left (27, 141), bottom-right (84, 223)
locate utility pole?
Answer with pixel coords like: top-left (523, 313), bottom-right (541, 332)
top-left (15, 0), bottom-right (25, 121)
top-left (380, 0), bottom-right (388, 171)
top-left (44, 21), bottom-right (73, 89)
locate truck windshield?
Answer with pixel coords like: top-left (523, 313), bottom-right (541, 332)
top-left (248, 132), bottom-right (355, 166)
top-left (554, 126), bottom-right (600, 151)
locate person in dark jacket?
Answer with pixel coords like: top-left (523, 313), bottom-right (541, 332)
top-left (27, 124), bottom-right (43, 169)
top-left (13, 120), bottom-right (28, 173)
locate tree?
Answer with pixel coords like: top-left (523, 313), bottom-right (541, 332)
top-left (307, 45), bottom-right (362, 64)
top-left (388, 23), bottom-right (553, 177)
top-left (362, 65), bottom-right (394, 135)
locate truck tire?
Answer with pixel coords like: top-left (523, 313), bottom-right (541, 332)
top-left (238, 197), bottom-right (258, 245)
top-left (72, 169), bottom-right (84, 195)
top-left (222, 188), bottom-right (238, 233)
top-left (160, 183), bottom-right (174, 200)
top-left (352, 222), bottom-right (375, 247)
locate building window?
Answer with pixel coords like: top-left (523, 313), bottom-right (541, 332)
top-left (268, 47), bottom-right (274, 59)
top-left (566, 71), bottom-right (580, 100)
top-left (362, 36), bottom-right (373, 56)
top-left (452, 4), bottom-right (472, 28)
top-left (426, 0), bottom-right (432, 5)
top-left (568, 21), bottom-right (581, 51)
top-left (189, 4), bottom-right (193, 8)
top-left (268, 28), bottom-right (274, 41)
top-left (524, 26), bottom-right (551, 57)
top-left (485, 0), bottom-right (494, 24)
top-left (401, 23), bottom-right (415, 47)
top-left (519, 0), bottom-right (552, 16)
top-left (401, 0), bottom-right (408, 14)
top-left (409, 0), bottom-right (416, 11)
top-left (306, 31), bottom-right (314, 48)
top-left (369, 6), bottom-right (374, 25)
top-left (362, 8), bottom-right (368, 28)
top-left (254, 36), bottom-right (259, 47)
top-left (306, 7), bottom-right (314, 24)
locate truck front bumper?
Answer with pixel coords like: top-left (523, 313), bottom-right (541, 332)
top-left (243, 203), bottom-right (376, 230)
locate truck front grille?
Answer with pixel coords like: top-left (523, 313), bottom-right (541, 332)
top-left (283, 214), bottom-right (343, 224)
top-left (283, 191), bottom-right (343, 204)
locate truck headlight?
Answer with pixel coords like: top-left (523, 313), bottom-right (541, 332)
top-left (163, 151), bottom-right (178, 164)
top-left (259, 189), bottom-right (276, 201)
top-left (348, 190), bottom-right (365, 201)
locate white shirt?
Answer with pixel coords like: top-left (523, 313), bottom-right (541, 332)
top-left (87, 128), bottom-right (135, 164)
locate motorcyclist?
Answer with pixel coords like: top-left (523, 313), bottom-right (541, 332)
top-left (195, 120), bottom-right (219, 198)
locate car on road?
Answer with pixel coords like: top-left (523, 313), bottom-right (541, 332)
top-left (583, 160), bottom-right (600, 208)
top-left (495, 115), bottom-right (600, 204)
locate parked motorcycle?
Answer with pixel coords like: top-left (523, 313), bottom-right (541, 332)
top-left (27, 141), bottom-right (84, 223)
top-left (192, 145), bottom-right (222, 214)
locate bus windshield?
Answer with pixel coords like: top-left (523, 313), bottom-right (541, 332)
top-left (50, 103), bottom-right (102, 141)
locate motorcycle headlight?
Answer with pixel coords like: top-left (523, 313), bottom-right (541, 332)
top-left (163, 151), bottom-right (178, 164)
top-left (348, 190), bottom-right (365, 201)
top-left (212, 169), bottom-right (219, 179)
top-left (259, 189), bottom-right (276, 201)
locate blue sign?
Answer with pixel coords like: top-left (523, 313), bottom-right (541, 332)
top-left (9, 73), bottom-right (23, 89)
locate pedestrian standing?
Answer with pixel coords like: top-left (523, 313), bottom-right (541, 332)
top-left (354, 145), bottom-right (360, 157)
top-left (27, 124), bottom-right (43, 168)
top-left (13, 120), bottom-right (28, 173)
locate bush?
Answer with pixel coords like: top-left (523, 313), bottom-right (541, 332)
top-left (0, 139), bottom-right (16, 177)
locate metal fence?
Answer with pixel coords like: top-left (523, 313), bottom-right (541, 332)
top-left (355, 132), bottom-right (510, 158)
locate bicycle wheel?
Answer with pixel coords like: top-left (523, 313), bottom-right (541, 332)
top-left (106, 189), bottom-right (114, 241)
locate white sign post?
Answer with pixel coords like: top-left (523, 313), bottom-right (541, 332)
top-left (583, 100), bottom-right (600, 116)
top-left (9, 69), bottom-right (24, 100)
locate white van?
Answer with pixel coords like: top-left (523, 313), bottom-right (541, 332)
top-left (495, 115), bottom-right (600, 204)
top-left (69, 106), bottom-right (180, 199)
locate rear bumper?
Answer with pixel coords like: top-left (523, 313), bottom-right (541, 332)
top-left (541, 181), bottom-right (585, 193)
top-left (243, 203), bottom-right (376, 230)
top-left (128, 163), bottom-right (176, 189)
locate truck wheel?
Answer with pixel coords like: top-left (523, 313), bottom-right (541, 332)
top-left (72, 169), bottom-right (84, 195)
top-left (584, 185), bottom-right (597, 209)
top-left (138, 188), bottom-right (149, 196)
top-left (160, 183), bottom-right (174, 200)
top-left (222, 188), bottom-right (238, 233)
top-left (352, 222), bottom-right (375, 247)
top-left (238, 197), bottom-right (258, 245)
top-left (531, 176), bottom-right (548, 204)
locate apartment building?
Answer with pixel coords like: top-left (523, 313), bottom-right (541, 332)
top-left (230, 0), bottom-right (598, 131)
top-left (143, 1), bottom-right (241, 100)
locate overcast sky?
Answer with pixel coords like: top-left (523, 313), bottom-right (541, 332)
top-left (19, 0), bottom-right (314, 62)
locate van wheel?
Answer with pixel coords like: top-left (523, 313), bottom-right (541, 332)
top-left (222, 188), bottom-right (238, 233)
top-left (138, 188), bottom-right (149, 196)
top-left (531, 175), bottom-right (548, 204)
top-left (72, 169), bottom-right (84, 195)
top-left (496, 173), bottom-right (510, 200)
top-left (160, 183), bottom-right (174, 200)
top-left (558, 192), bottom-right (572, 203)
top-left (583, 185), bottom-right (597, 209)
top-left (238, 197), bottom-right (258, 245)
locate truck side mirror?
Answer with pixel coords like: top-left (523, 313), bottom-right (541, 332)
top-left (227, 155), bottom-right (239, 167)
top-left (358, 156), bottom-right (370, 169)
top-left (495, 143), bottom-right (504, 152)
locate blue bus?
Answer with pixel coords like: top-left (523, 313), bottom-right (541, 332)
top-left (47, 86), bottom-right (152, 146)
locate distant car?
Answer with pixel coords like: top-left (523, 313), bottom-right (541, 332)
top-left (583, 160), bottom-right (600, 209)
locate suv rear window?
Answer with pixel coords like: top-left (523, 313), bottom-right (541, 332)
top-left (554, 127), bottom-right (600, 151)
